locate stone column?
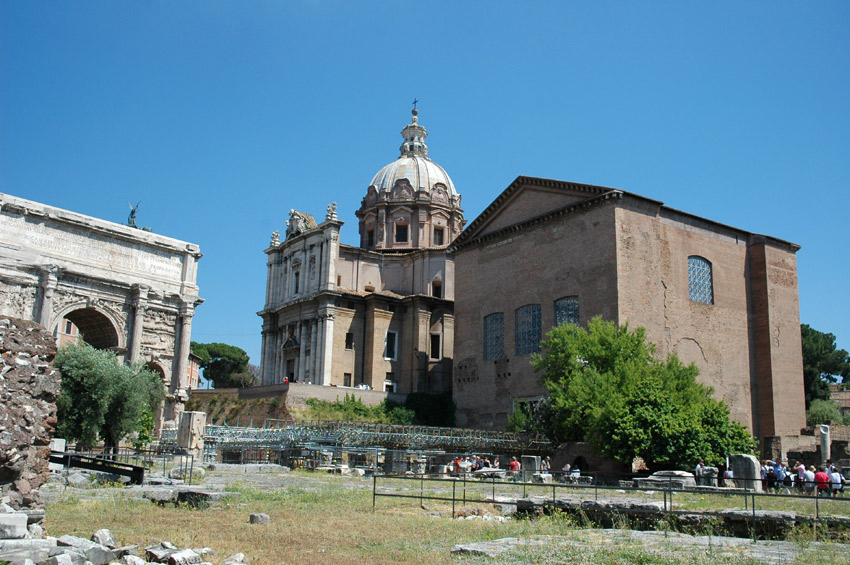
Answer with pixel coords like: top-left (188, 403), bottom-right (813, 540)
top-left (310, 318), bottom-right (319, 384)
top-left (128, 284), bottom-right (149, 362)
top-left (319, 310), bottom-right (334, 386)
top-left (37, 265), bottom-right (60, 328)
top-left (173, 302), bottom-right (195, 394)
top-left (820, 424), bottom-right (830, 464)
top-left (297, 321), bottom-right (307, 382)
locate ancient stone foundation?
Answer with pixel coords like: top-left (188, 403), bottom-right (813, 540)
top-left (0, 317), bottom-right (59, 509)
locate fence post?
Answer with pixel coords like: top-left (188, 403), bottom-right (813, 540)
top-left (752, 493), bottom-right (757, 542)
top-left (463, 473), bottom-right (467, 506)
top-left (420, 474), bottom-right (424, 507)
top-left (492, 476), bottom-right (496, 502)
top-left (372, 472), bottom-right (377, 512)
top-left (452, 480), bottom-right (456, 519)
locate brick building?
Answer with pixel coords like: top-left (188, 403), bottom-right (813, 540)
top-left (449, 176), bottom-right (806, 449)
top-left (258, 109), bottom-right (465, 393)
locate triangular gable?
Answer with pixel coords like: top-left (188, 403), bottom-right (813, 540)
top-left (456, 176), bottom-right (617, 244)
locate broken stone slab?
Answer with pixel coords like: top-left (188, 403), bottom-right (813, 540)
top-left (140, 487), bottom-right (178, 504)
top-left (222, 553), bottom-right (249, 565)
top-left (43, 551), bottom-right (87, 564)
top-left (57, 534), bottom-right (116, 565)
top-left (175, 488), bottom-right (237, 508)
top-left (65, 472), bottom-right (89, 488)
top-left (451, 537), bottom-right (548, 557)
top-left (146, 541), bottom-right (178, 562)
top-left (120, 555), bottom-right (147, 565)
top-left (91, 527), bottom-right (117, 548)
top-left (166, 548), bottom-right (203, 564)
top-left (0, 538), bottom-right (52, 563)
top-left (0, 511), bottom-right (29, 538)
top-left (113, 544), bottom-right (139, 558)
top-left (249, 512), bottom-right (270, 525)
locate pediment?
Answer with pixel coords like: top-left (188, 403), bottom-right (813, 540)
top-left (478, 186), bottom-right (590, 237)
top-left (454, 176), bottom-right (618, 246)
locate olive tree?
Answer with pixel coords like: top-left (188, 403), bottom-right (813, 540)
top-left (54, 341), bottom-right (164, 453)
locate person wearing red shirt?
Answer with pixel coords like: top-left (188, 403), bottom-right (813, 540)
top-left (508, 456), bottom-right (521, 475)
top-left (814, 466), bottom-right (831, 497)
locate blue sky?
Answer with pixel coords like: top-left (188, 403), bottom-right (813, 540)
top-left (2, 2), bottom-right (848, 364)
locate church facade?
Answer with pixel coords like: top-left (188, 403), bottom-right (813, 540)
top-left (449, 176), bottom-right (806, 448)
top-left (258, 109), bottom-right (465, 393)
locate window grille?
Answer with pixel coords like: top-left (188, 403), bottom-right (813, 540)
top-left (483, 313), bottom-right (504, 360)
top-left (515, 304), bottom-right (542, 356)
top-left (554, 296), bottom-right (579, 326)
top-left (688, 256), bottom-right (714, 304)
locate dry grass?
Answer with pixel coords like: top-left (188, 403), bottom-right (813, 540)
top-left (44, 472), bottom-right (849, 565)
top-left (45, 480), bottom-right (503, 564)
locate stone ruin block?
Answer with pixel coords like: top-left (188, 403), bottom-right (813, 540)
top-left (177, 411), bottom-right (206, 454)
top-left (0, 317), bottom-right (60, 510)
top-left (729, 453), bottom-right (762, 492)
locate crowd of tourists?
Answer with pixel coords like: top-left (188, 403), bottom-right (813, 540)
top-left (757, 459), bottom-right (846, 496)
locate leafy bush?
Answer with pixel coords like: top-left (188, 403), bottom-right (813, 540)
top-left (524, 317), bottom-right (756, 468)
top-left (806, 398), bottom-right (849, 426)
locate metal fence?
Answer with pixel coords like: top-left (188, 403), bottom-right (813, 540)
top-left (372, 472), bottom-right (850, 541)
top-left (54, 446), bottom-right (196, 485)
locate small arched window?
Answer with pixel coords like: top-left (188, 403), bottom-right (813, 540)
top-left (554, 296), bottom-right (579, 326)
top-left (483, 313), bottom-right (504, 361)
top-left (688, 256), bottom-right (713, 304)
top-left (515, 304), bottom-right (542, 356)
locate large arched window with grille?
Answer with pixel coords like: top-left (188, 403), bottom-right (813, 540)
top-left (483, 313), bottom-right (504, 361)
top-left (515, 304), bottom-right (542, 356)
top-left (688, 256), bottom-right (714, 304)
top-left (554, 296), bottom-right (579, 326)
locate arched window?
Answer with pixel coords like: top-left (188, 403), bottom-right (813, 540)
top-left (554, 296), bottom-right (579, 326)
top-left (688, 256), bottom-right (713, 304)
top-left (483, 313), bottom-right (504, 360)
top-left (515, 304), bottom-right (542, 356)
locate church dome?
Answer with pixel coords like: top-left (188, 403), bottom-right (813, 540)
top-left (368, 109), bottom-right (458, 196)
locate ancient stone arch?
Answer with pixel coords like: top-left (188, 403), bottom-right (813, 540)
top-left (0, 193), bottom-right (203, 428)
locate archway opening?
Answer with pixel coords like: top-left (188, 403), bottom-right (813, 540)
top-left (58, 308), bottom-right (119, 350)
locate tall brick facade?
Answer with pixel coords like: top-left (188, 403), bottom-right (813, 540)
top-left (450, 176), bottom-right (805, 448)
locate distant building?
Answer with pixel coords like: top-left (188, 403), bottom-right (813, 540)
top-left (259, 109), bottom-right (465, 393)
top-left (449, 176), bottom-right (806, 449)
top-left (0, 193), bottom-right (203, 426)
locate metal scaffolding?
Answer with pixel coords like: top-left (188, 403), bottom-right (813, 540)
top-left (160, 420), bottom-right (552, 459)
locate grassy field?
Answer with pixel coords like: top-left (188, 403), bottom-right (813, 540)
top-left (43, 471), bottom-right (848, 564)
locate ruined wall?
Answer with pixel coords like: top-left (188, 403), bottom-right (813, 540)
top-left (0, 317), bottom-right (59, 509)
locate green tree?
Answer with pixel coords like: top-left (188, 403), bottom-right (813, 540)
top-left (191, 342), bottom-right (256, 389)
top-left (805, 398), bottom-right (850, 426)
top-left (801, 324), bottom-right (850, 409)
top-left (524, 317), bottom-right (755, 468)
top-left (54, 341), bottom-right (165, 453)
